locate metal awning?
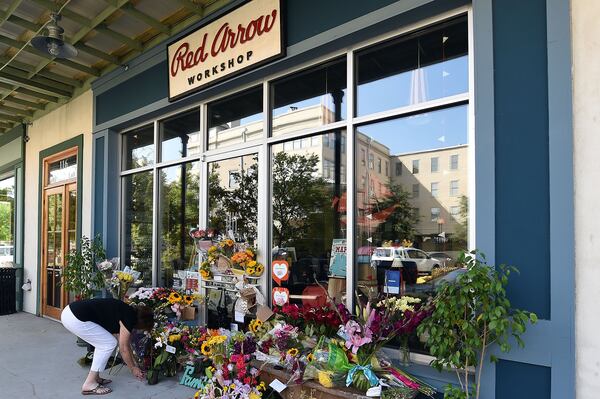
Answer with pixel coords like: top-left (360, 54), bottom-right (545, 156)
top-left (0, 0), bottom-right (232, 135)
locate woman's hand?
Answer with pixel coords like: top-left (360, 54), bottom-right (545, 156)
top-left (132, 366), bottom-right (144, 380)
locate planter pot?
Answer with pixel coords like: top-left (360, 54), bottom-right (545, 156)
top-left (147, 370), bottom-right (159, 385)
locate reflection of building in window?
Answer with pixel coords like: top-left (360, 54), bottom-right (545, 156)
top-left (412, 184), bottom-right (420, 198)
top-left (431, 157), bottom-right (439, 172)
top-left (431, 182), bottom-right (439, 197)
top-left (395, 161), bottom-right (402, 176)
top-left (377, 158), bottom-right (382, 173)
top-left (385, 160), bottom-right (389, 177)
top-left (450, 180), bottom-right (459, 196)
top-left (412, 159), bottom-right (419, 174)
top-left (431, 207), bottom-right (440, 222)
top-left (450, 206), bottom-right (460, 217)
top-left (228, 170), bottom-right (239, 188)
top-left (450, 154), bottom-right (459, 170)
top-left (361, 149), bottom-right (366, 166)
top-left (369, 153), bottom-right (374, 169)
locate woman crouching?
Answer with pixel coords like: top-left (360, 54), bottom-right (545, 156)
top-left (61, 298), bottom-right (154, 395)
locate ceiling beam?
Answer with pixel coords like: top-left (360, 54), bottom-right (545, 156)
top-left (2, 96), bottom-right (45, 110)
top-left (29, 0), bottom-right (92, 27)
top-left (0, 104), bottom-right (33, 117)
top-left (96, 24), bottom-right (142, 51)
top-left (73, 43), bottom-right (119, 64)
top-left (0, 56), bottom-right (82, 87)
top-left (120, 3), bottom-right (170, 34)
top-left (0, 35), bottom-right (100, 76)
top-left (0, 122), bottom-right (14, 130)
top-left (0, 66), bottom-right (75, 92)
top-left (173, 0), bottom-right (205, 15)
top-left (0, 82), bottom-right (59, 102)
top-left (0, 111), bottom-right (23, 123)
top-left (0, 71), bottom-right (72, 97)
top-left (0, 0), bottom-right (24, 27)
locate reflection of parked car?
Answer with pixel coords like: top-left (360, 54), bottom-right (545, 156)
top-left (371, 247), bottom-right (441, 274)
top-left (0, 245), bottom-right (13, 265)
top-left (428, 252), bottom-right (454, 267)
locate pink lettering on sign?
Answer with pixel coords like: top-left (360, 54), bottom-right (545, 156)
top-left (170, 9), bottom-right (278, 78)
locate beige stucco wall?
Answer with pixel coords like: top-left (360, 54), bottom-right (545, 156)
top-left (572, 1), bottom-right (600, 398)
top-left (22, 90), bottom-right (93, 315)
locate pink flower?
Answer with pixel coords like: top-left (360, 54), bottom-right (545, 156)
top-left (344, 320), bottom-right (372, 354)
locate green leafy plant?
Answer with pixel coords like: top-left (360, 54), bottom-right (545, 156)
top-left (62, 235), bottom-right (105, 300)
top-left (417, 251), bottom-right (538, 399)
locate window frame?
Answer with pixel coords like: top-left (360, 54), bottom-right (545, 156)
top-left (116, 7), bottom-right (475, 333)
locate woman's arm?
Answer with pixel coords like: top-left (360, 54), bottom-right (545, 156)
top-left (118, 321), bottom-right (144, 380)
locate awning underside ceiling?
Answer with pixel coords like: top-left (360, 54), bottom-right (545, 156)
top-left (0, 0), bottom-right (232, 135)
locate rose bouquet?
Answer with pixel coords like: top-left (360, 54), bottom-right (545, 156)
top-left (275, 303), bottom-right (342, 338)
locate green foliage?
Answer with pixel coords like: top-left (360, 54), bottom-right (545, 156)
top-left (373, 183), bottom-right (419, 242)
top-left (0, 201), bottom-right (12, 242)
top-left (417, 251), bottom-right (537, 399)
top-left (62, 236), bottom-right (106, 300)
top-left (453, 195), bottom-right (469, 246)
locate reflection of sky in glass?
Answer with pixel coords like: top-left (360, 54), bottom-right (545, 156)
top-left (0, 177), bottom-right (15, 198)
top-left (272, 91), bottom-right (347, 119)
top-left (132, 146), bottom-right (154, 167)
top-left (358, 105), bottom-right (468, 155)
top-left (162, 137), bottom-right (183, 162)
top-left (161, 162), bottom-right (200, 182)
top-left (357, 56), bottom-right (468, 116)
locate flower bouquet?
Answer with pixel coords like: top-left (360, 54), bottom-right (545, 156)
top-left (190, 228), bottom-right (217, 251)
top-left (148, 322), bottom-right (188, 383)
top-left (231, 248), bottom-right (264, 278)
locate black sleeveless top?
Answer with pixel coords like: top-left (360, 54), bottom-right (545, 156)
top-left (70, 298), bottom-right (137, 334)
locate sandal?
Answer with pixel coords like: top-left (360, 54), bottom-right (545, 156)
top-left (97, 378), bottom-right (112, 385)
top-left (82, 385), bottom-right (112, 396)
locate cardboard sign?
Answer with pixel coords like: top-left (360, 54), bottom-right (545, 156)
top-left (256, 304), bottom-right (275, 322)
top-left (180, 365), bottom-right (206, 389)
top-left (272, 260), bottom-right (289, 285)
top-left (328, 238), bottom-right (347, 278)
top-left (272, 287), bottom-right (289, 306)
top-left (167, 0), bottom-right (284, 100)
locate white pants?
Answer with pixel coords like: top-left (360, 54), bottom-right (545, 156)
top-left (61, 306), bottom-right (117, 372)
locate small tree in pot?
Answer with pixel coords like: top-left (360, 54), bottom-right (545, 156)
top-left (62, 235), bottom-right (105, 301)
top-left (417, 251), bottom-right (538, 399)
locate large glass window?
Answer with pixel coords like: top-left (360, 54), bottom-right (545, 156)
top-left (123, 124), bottom-right (154, 170)
top-left (122, 171), bottom-right (154, 286)
top-left (271, 130), bottom-right (347, 306)
top-left (356, 16), bottom-right (468, 116)
top-left (208, 87), bottom-right (263, 150)
top-left (0, 176), bottom-right (15, 267)
top-left (160, 109), bottom-right (201, 162)
top-left (208, 154), bottom-right (258, 245)
top-left (157, 162), bottom-right (200, 287)
top-left (271, 59), bottom-right (347, 136)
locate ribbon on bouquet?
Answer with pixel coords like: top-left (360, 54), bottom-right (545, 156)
top-left (345, 364), bottom-right (379, 387)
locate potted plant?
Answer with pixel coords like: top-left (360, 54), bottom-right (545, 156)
top-left (62, 235), bottom-right (106, 301)
top-left (417, 251), bottom-right (538, 399)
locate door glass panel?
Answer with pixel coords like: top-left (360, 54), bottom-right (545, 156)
top-left (68, 189), bottom-right (77, 252)
top-left (0, 176), bottom-right (15, 267)
top-left (45, 192), bottom-right (62, 308)
top-left (157, 162), bottom-right (200, 287)
top-left (123, 171), bottom-right (154, 286)
top-left (48, 155), bottom-right (77, 185)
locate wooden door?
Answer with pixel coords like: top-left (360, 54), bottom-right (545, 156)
top-left (41, 148), bottom-right (78, 319)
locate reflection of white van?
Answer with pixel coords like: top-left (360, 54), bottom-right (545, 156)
top-left (0, 245), bottom-right (14, 265)
top-left (371, 247), bottom-right (441, 274)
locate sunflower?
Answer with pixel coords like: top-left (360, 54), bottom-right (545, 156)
top-left (307, 353), bottom-right (315, 363)
top-left (257, 381), bottom-right (266, 391)
top-left (168, 292), bottom-right (182, 304)
top-left (225, 239), bottom-right (234, 246)
top-left (201, 342), bottom-right (212, 356)
top-left (255, 264), bottom-right (264, 276)
top-left (208, 245), bottom-right (217, 253)
top-left (246, 266), bottom-right (256, 275)
top-left (184, 295), bottom-right (194, 305)
top-left (168, 334), bottom-right (181, 343)
top-left (200, 269), bottom-right (211, 279)
top-left (249, 319), bottom-right (263, 333)
top-left (287, 348), bottom-right (299, 357)
top-left (248, 260), bottom-right (257, 267)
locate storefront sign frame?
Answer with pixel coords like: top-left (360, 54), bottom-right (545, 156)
top-left (167, 0), bottom-right (285, 102)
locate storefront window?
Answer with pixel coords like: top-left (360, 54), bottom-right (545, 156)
top-left (355, 104), bottom-right (469, 332)
top-left (208, 87), bottom-right (263, 150)
top-left (160, 109), bottom-right (201, 162)
top-left (271, 59), bottom-right (347, 136)
top-left (123, 124), bottom-right (155, 170)
top-left (0, 176), bottom-right (15, 267)
top-left (356, 17), bottom-right (468, 116)
top-left (122, 171), bottom-right (154, 286)
top-left (271, 130), bottom-right (347, 307)
top-left (208, 154), bottom-right (258, 245)
top-left (158, 162), bottom-right (200, 287)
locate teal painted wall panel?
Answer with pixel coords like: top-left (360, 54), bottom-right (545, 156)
top-left (93, 135), bottom-right (104, 238)
top-left (493, 0), bottom-right (550, 319)
top-left (96, 62), bottom-right (167, 125)
top-left (496, 360), bottom-right (551, 399)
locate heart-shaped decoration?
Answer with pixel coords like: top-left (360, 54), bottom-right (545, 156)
top-left (272, 260), bottom-right (289, 285)
top-left (272, 287), bottom-right (289, 306)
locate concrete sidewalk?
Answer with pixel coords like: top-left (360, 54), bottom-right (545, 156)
top-left (0, 312), bottom-right (196, 399)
